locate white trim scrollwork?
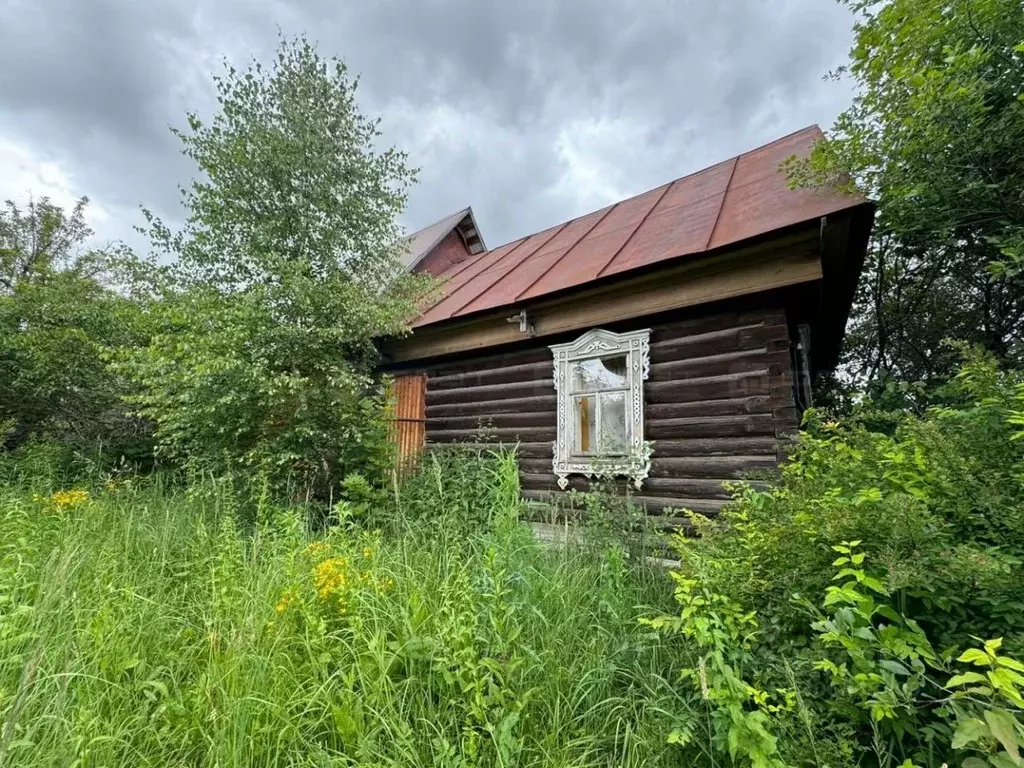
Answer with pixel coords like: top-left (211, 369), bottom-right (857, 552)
top-left (549, 327), bottom-right (652, 490)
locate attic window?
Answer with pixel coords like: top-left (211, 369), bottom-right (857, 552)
top-left (550, 328), bottom-right (652, 490)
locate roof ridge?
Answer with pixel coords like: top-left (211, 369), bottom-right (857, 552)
top-left (478, 124), bottom-right (822, 254)
top-left (406, 206), bottom-right (470, 237)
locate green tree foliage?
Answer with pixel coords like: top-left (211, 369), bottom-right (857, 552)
top-left (116, 35), bottom-right (434, 499)
top-left (790, 0), bottom-right (1024, 385)
top-left (0, 197), bottom-right (146, 455)
top-left (648, 348), bottom-right (1024, 768)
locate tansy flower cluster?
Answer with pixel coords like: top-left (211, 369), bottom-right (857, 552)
top-left (313, 557), bottom-right (351, 601)
top-left (271, 537), bottom-right (394, 622)
top-left (32, 488), bottom-right (90, 512)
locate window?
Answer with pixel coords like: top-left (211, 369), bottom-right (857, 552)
top-left (550, 328), bottom-right (652, 490)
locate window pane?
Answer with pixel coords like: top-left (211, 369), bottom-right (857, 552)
top-left (571, 354), bottom-right (628, 393)
top-left (599, 391), bottom-right (629, 454)
top-left (573, 394), bottom-right (597, 454)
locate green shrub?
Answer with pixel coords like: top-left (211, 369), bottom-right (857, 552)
top-left (114, 36), bottom-right (433, 502)
top-left (0, 197), bottom-right (150, 460)
top-left (648, 349), bottom-right (1024, 768)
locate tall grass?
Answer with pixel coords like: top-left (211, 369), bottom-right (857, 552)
top-left (0, 454), bottom-right (689, 767)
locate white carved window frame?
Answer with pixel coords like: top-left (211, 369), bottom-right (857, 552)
top-left (550, 327), bottom-right (652, 490)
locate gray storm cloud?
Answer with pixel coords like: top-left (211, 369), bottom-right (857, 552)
top-left (0, 0), bottom-right (856, 252)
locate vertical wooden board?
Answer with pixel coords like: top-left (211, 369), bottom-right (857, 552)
top-left (389, 374), bottom-right (426, 471)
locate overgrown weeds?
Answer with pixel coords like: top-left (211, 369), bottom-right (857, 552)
top-left (0, 449), bottom-right (686, 767)
top-left (646, 348), bottom-right (1024, 768)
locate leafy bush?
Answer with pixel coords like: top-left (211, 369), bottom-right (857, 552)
top-left (648, 349), bottom-right (1024, 768)
top-left (0, 197), bottom-right (149, 459)
top-left (114, 35), bottom-right (433, 501)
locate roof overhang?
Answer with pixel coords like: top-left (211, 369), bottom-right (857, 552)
top-left (381, 204), bottom-right (874, 369)
top-left (382, 222), bottom-right (829, 366)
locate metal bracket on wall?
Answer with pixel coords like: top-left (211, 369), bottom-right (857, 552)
top-left (506, 309), bottom-right (535, 337)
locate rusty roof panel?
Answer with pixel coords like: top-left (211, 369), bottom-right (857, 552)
top-left (728, 127), bottom-right (816, 189)
top-left (517, 226), bottom-right (637, 302)
top-left (414, 226), bottom-right (562, 326)
top-left (517, 185), bottom-right (668, 301)
top-left (707, 128), bottom-right (848, 251)
top-left (579, 183), bottom-right (669, 241)
top-left (458, 206), bottom-right (613, 315)
top-left (650, 158), bottom-right (735, 215)
top-left (709, 175), bottom-right (852, 252)
top-left (601, 191), bottom-right (725, 278)
top-left (410, 125), bottom-right (866, 328)
top-left (414, 239), bottom-right (524, 324)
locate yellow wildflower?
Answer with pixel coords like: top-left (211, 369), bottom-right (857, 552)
top-left (304, 541), bottom-right (331, 556)
top-left (313, 557), bottom-right (350, 600)
top-left (39, 488), bottom-right (90, 512)
top-left (275, 590), bottom-right (295, 613)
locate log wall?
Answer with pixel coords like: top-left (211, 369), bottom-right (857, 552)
top-left (420, 307), bottom-right (798, 520)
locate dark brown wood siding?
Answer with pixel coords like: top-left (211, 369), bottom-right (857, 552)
top-left (421, 307), bottom-right (797, 517)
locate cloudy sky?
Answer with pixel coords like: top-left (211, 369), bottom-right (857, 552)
top-left (0, 0), bottom-right (858, 254)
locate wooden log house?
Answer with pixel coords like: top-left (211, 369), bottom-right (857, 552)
top-left (380, 126), bottom-right (873, 519)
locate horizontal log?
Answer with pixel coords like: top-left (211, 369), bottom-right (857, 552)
top-left (648, 310), bottom-right (782, 344)
top-left (645, 372), bottom-right (770, 404)
top-left (427, 394), bottom-right (556, 418)
top-left (520, 489), bottom-right (726, 516)
top-left (633, 496), bottom-right (728, 516)
top-left (649, 323), bottom-right (788, 361)
top-left (429, 373), bottom-right (780, 408)
top-left (517, 455), bottom-right (776, 480)
top-left (646, 413), bottom-right (777, 439)
top-left (648, 349), bottom-right (790, 383)
top-left (429, 345), bottom-right (791, 392)
top-left (518, 473), bottom-right (607, 493)
top-left (648, 454), bottom-right (778, 478)
top-left (650, 437), bottom-right (781, 456)
top-left (427, 412), bottom-right (555, 431)
top-left (526, 517), bottom-right (692, 547)
top-left (645, 396), bottom-right (790, 420)
top-left (518, 458), bottom-right (555, 475)
top-left (519, 473), bottom-right (735, 500)
top-left (428, 348), bottom-right (552, 377)
top-left (429, 359), bottom-right (552, 390)
top-left (427, 379), bottom-right (553, 405)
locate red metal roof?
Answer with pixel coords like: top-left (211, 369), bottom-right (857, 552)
top-left (413, 125), bottom-right (864, 328)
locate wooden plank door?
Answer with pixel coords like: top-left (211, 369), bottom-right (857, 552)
top-left (389, 373), bottom-right (426, 471)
